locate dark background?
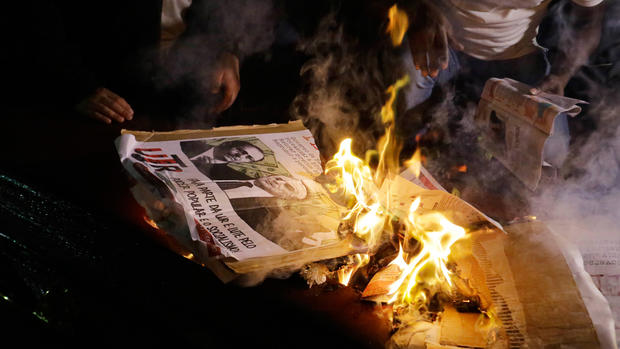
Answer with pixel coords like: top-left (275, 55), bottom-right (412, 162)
top-left (1, 0), bottom-right (619, 347)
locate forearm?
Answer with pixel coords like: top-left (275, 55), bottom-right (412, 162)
top-left (549, 2), bottom-right (606, 79)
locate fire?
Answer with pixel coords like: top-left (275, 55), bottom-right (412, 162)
top-left (386, 4), bottom-right (409, 47)
top-left (324, 4), bottom-right (468, 312)
top-left (327, 84), bottom-right (468, 309)
top-left (337, 253), bottom-right (370, 286)
top-left (144, 216), bottom-right (159, 229)
top-left (393, 202), bottom-right (467, 304)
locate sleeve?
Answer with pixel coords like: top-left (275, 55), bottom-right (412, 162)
top-left (570, 0), bottom-right (604, 7)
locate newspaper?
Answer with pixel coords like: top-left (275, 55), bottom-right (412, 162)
top-left (386, 222), bottom-right (616, 349)
top-left (360, 177), bottom-right (614, 348)
top-left (116, 121), bottom-right (361, 280)
top-left (474, 78), bottom-right (586, 190)
top-left (116, 121), bottom-right (615, 346)
top-left (547, 219), bottom-right (620, 348)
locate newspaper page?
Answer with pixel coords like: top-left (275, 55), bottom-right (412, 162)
top-left (115, 121), bottom-right (358, 276)
top-left (547, 219), bottom-right (620, 348)
top-left (360, 171), bottom-right (614, 348)
top-left (381, 175), bottom-right (503, 231)
top-left (474, 78), bottom-right (586, 190)
top-left (386, 222), bottom-right (614, 349)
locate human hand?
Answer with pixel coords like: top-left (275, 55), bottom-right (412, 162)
top-left (210, 52), bottom-right (240, 114)
top-left (407, 1), bottom-right (462, 78)
top-left (75, 87), bottom-right (134, 124)
top-left (530, 74), bottom-right (571, 96)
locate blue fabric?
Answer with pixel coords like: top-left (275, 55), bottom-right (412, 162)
top-left (400, 43), bottom-right (569, 167)
top-left (401, 43), bottom-right (551, 109)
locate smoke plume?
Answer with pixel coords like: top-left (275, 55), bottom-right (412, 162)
top-left (153, 0), bottom-right (277, 127)
top-left (290, 3), bottom-right (407, 160)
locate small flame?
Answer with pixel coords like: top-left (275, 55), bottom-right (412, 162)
top-left (144, 216), bottom-right (159, 229)
top-left (404, 148), bottom-right (422, 178)
top-left (457, 165), bottom-right (467, 173)
top-left (338, 253), bottom-right (370, 286)
top-left (386, 5), bottom-right (409, 47)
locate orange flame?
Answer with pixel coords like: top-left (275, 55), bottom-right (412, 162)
top-left (144, 216), bottom-right (159, 229)
top-left (325, 5), bottom-right (467, 311)
top-left (326, 79), bottom-right (466, 311)
top-left (386, 5), bottom-right (409, 47)
top-left (337, 253), bottom-right (371, 286)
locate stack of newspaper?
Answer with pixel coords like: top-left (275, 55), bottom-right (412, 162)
top-left (115, 121), bottom-right (615, 348)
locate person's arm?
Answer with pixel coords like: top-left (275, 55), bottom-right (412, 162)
top-left (533, 1), bottom-right (606, 95)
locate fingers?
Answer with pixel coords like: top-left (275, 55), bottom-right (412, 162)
top-left (530, 75), bottom-right (567, 96)
top-left (427, 29), bottom-right (449, 78)
top-left (410, 34), bottom-right (429, 77)
top-left (76, 87), bottom-right (134, 124)
top-left (409, 21), bottom-right (450, 78)
top-left (91, 110), bottom-right (112, 124)
top-left (89, 97), bottom-right (126, 123)
top-left (210, 72), bottom-right (224, 94)
top-left (210, 53), bottom-right (240, 114)
top-left (100, 88), bottom-right (134, 121)
top-left (211, 72), bottom-right (240, 113)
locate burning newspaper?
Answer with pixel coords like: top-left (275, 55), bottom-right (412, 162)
top-left (115, 120), bottom-right (615, 348)
top-left (475, 78), bottom-right (586, 190)
top-left (113, 4), bottom-right (616, 347)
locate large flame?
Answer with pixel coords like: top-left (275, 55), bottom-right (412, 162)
top-left (328, 94), bottom-right (467, 307)
top-left (326, 3), bottom-right (468, 313)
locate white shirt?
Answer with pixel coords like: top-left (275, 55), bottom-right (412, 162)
top-left (439, 0), bottom-right (604, 60)
top-left (160, 0), bottom-right (193, 53)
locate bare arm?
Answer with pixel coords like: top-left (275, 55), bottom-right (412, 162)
top-left (534, 1), bottom-right (606, 95)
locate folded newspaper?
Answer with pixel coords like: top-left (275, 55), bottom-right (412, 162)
top-left (475, 78), bottom-right (586, 190)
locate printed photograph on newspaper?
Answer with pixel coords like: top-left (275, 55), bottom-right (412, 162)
top-left (115, 122), bottom-right (353, 269)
